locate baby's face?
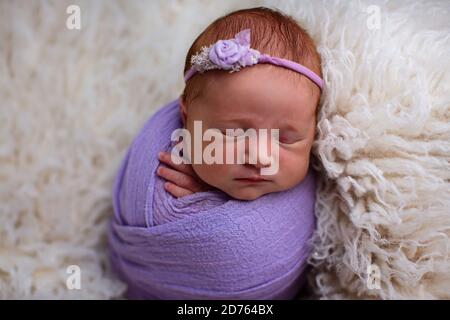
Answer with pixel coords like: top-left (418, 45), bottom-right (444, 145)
top-left (180, 65), bottom-right (320, 200)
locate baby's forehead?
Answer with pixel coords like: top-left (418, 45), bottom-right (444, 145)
top-left (204, 65), bottom-right (308, 91)
top-left (198, 67), bottom-right (318, 114)
top-left (197, 95), bottom-right (315, 133)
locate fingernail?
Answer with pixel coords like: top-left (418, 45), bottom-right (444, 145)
top-left (158, 152), bottom-right (163, 159)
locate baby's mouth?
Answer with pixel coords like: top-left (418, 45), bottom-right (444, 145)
top-left (234, 176), bottom-right (270, 183)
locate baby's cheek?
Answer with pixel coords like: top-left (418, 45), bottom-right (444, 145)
top-left (277, 150), bottom-right (289, 176)
top-left (192, 163), bottom-right (227, 188)
top-left (277, 150), bottom-right (308, 188)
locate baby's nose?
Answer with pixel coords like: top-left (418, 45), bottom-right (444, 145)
top-left (245, 133), bottom-right (273, 168)
top-left (252, 153), bottom-right (272, 168)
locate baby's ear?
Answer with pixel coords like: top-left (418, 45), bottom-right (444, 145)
top-left (179, 96), bottom-right (188, 127)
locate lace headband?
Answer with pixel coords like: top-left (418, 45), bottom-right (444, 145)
top-left (184, 29), bottom-right (323, 90)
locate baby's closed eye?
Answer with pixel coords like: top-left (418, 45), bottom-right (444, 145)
top-left (278, 133), bottom-right (303, 144)
top-left (216, 127), bottom-right (303, 144)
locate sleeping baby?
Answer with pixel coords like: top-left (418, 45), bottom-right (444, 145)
top-left (109, 6), bottom-right (323, 300)
top-left (156, 6), bottom-right (322, 201)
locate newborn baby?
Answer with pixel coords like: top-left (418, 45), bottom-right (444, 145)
top-left (157, 7), bottom-right (322, 201)
top-left (109, 6), bottom-right (323, 299)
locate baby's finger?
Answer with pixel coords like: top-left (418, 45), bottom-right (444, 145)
top-left (157, 166), bottom-right (199, 191)
top-left (164, 182), bottom-right (193, 198)
top-left (158, 151), bottom-right (195, 176)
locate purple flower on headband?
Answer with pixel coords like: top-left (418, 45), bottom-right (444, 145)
top-left (208, 29), bottom-right (260, 71)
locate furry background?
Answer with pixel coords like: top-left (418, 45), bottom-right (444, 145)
top-left (0, 0), bottom-right (449, 299)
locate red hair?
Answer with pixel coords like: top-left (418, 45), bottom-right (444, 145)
top-left (181, 6), bottom-right (322, 106)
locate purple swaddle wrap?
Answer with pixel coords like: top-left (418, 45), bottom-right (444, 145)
top-left (108, 98), bottom-right (317, 299)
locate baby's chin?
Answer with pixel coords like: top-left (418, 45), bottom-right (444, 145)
top-left (219, 176), bottom-right (307, 201)
top-left (226, 190), bottom-right (266, 201)
top-left (229, 192), bottom-right (261, 201)
top-left (221, 184), bottom-right (277, 201)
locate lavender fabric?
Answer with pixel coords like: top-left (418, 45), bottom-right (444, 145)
top-left (108, 98), bottom-right (317, 299)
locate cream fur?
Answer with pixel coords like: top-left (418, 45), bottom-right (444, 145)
top-left (0, 0), bottom-right (448, 299)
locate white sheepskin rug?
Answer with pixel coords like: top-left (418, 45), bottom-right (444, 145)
top-left (0, 0), bottom-right (449, 299)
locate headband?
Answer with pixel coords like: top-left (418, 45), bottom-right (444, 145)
top-left (184, 29), bottom-right (323, 90)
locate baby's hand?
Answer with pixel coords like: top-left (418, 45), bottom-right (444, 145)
top-left (157, 151), bottom-right (213, 198)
